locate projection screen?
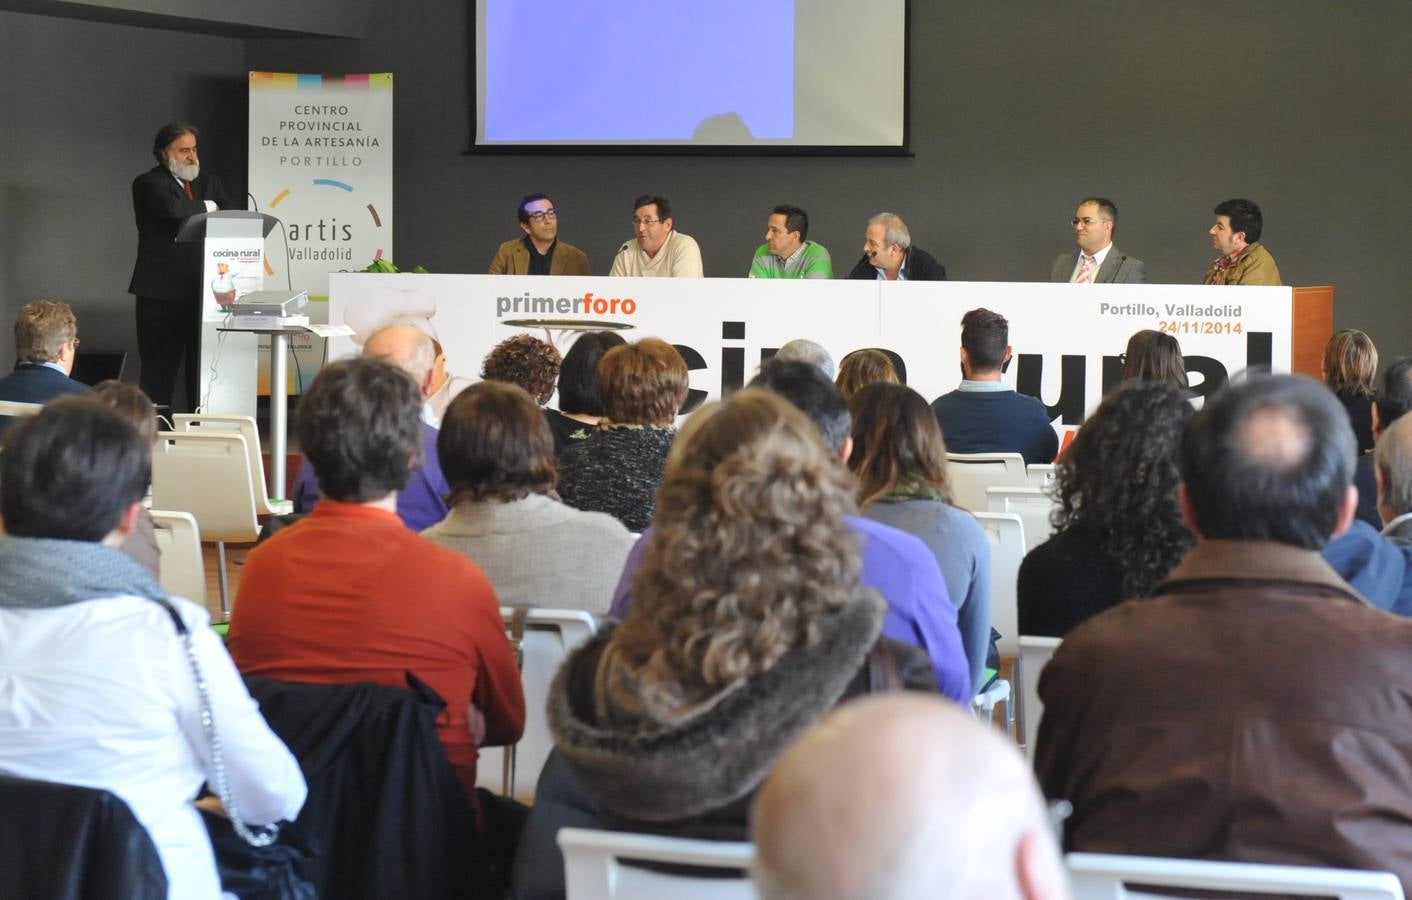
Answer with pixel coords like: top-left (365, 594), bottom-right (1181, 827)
top-left (471, 0), bottom-right (909, 152)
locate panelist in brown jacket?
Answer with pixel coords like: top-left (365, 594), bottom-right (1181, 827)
top-left (487, 192), bottom-right (591, 276)
top-left (1036, 373), bottom-right (1412, 893)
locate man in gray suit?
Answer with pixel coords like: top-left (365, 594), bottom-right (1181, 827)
top-left (1050, 197), bottom-right (1146, 284)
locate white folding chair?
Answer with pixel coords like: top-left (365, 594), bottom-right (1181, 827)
top-left (0, 400), bottom-right (43, 418)
top-left (557, 827), bottom-right (754, 900)
top-left (971, 512), bottom-right (1025, 658)
top-left (477, 607), bottom-right (597, 804)
top-left (149, 509), bottom-right (206, 605)
top-left (1027, 463), bottom-right (1057, 488)
top-left (986, 486), bottom-right (1058, 552)
top-left (972, 677), bottom-right (1012, 734)
top-left (1017, 635), bottom-right (1061, 760)
top-left (1067, 852), bottom-right (1404, 899)
top-left (947, 452), bottom-right (1029, 511)
top-left (172, 414), bottom-right (294, 515)
top-left (966, 512), bottom-right (1025, 739)
top-left (151, 431), bottom-right (261, 616)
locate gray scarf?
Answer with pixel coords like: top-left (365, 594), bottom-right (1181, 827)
top-left (0, 536), bottom-right (166, 609)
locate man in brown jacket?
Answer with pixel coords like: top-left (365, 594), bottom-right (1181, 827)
top-left (1203, 198), bottom-right (1281, 285)
top-left (1036, 373), bottom-right (1412, 892)
top-left (487, 192), bottom-right (591, 276)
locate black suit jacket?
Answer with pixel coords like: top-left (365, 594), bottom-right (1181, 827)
top-left (846, 246), bottom-right (948, 281)
top-left (127, 166), bottom-right (234, 302)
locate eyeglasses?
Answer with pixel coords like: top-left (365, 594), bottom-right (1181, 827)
top-left (525, 209), bottom-right (557, 223)
top-left (1071, 217), bottom-right (1110, 226)
top-left (70, 337), bottom-right (81, 349)
top-left (631, 218), bottom-right (663, 227)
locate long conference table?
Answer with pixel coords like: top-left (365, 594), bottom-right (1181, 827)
top-left (327, 275), bottom-right (1333, 439)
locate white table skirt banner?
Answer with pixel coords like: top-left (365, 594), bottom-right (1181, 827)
top-left (327, 274), bottom-right (1292, 439)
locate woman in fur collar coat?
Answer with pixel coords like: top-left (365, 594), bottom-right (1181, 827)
top-left (512, 389), bottom-right (935, 900)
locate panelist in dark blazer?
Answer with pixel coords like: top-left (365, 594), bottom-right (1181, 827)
top-left (845, 212), bottom-right (949, 281)
top-left (1050, 197), bottom-right (1147, 284)
top-left (127, 122), bottom-right (235, 412)
top-left (0, 300), bottom-right (89, 431)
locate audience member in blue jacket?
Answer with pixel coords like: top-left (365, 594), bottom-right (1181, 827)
top-left (1325, 412), bottom-right (1412, 616)
top-left (0, 300), bottom-right (89, 435)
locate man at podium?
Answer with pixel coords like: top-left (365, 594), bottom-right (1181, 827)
top-left (127, 121), bottom-right (234, 412)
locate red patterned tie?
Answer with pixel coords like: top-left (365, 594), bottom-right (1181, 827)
top-left (182, 180), bottom-right (194, 200)
top-left (1074, 255), bottom-right (1096, 284)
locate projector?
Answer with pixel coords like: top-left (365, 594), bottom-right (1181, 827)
top-left (232, 290), bottom-right (309, 317)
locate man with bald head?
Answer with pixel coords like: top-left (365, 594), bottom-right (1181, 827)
top-left (753, 694), bottom-right (1070, 900)
top-left (290, 323), bottom-right (451, 530)
top-left (1037, 374), bottom-right (1412, 888)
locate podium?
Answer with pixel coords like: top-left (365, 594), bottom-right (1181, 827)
top-left (216, 320), bottom-right (306, 502)
top-left (175, 211), bottom-right (284, 417)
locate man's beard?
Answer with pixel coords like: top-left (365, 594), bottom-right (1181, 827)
top-left (165, 158), bottom-right (200, 182)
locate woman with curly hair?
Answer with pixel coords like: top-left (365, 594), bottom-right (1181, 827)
top-left (835, 348), bottom-right (899, 402)
top-left (1017, 380), bottom-right (1195, 637)
top-left (847, 381), bottom-right (992, 692)
top-left (1323, 328), bottom-right (1378, 453)
top-left (1121, 329), bottom-right (1189, 389)
top-left (480, 333), bottom-right (561, 404)
top-left (512, 389), bottom-right (934, 900)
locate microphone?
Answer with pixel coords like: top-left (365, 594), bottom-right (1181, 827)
top-left (246, 192), bottom-right (261, 213)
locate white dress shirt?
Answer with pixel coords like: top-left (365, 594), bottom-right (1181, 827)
top-left (0, 595), bottom-right (307, 899)
top-left (1069, 242), bottom-right (1113, 282)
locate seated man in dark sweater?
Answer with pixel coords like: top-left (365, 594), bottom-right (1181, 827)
top-left (930, 307), bottom-right (1057, 465)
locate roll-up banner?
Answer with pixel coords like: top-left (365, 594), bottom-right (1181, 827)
top-left (248, 72), bottom-right (394, 394)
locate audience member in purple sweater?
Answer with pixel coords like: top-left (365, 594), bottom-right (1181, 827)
top-left (291, 422), bottom-right (449, 532)
top-left (290, 324), bottom-right (450, 531)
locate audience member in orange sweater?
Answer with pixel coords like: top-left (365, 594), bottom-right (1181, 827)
top-left (228, 356), bottom-right (525, 801)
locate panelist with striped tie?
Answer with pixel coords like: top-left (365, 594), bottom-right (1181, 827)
top-left (1049, 197), bottom-right (1147, 284)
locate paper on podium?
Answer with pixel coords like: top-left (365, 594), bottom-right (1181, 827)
top-left (305, 323), bottom-right (356, 338)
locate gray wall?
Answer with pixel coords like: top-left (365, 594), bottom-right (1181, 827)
top-left (243, 0), bottom-right (1412, 355)
top-left (4, 0), bottom-right (1409, 372)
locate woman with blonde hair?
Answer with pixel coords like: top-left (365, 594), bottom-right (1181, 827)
top-left (513, 389), bottom-right (933, 900)
top-left (834, 348), bottom-right (899, 402)
top-left (1323, 328), bottom-right (1378, 453)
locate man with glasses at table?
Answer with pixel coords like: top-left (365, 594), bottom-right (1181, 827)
top-left (1049, 197), bottom-right (1146, 284)
top-left (609, 194), bottom-right (704, 277)
top-left (488, 192), bottom-right (592, 275)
